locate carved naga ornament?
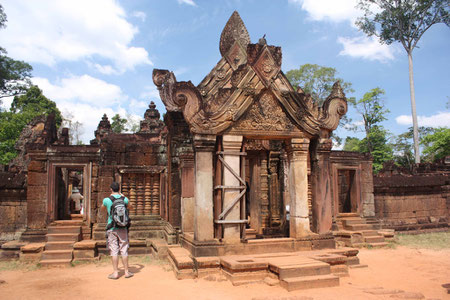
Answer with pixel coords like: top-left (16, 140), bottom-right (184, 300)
top-left (152, 11), bottom-right (347, 138)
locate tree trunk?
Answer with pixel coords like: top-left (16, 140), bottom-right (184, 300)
top-left (408, 51), bottom-right (420, 163)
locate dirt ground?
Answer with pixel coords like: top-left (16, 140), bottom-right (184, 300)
top-left (0, 246), bottom-right (449, 300)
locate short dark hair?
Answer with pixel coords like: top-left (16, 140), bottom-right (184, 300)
top-left (110, 182), bottom-right (120, 192)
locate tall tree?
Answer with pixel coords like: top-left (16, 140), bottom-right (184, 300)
top-left (61, 111), bottom-right (85, 145)
top-left (0, 4), bottom-right (33, 98)
top-left (393, 126), bottom-right (434, 168)
top-left (356, 0), bottom-right (450, 163)
top-left (111, 114), bottom-right (127, 133)
top-left (285, 64), bottom-right (354, 106)
top-left (349, 88), bottom-right (393, 172)
top-left (0, 85), bottom-right (62, 164)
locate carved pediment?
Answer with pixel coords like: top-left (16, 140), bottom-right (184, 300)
top-left (228, 91), bottom-right (301, 136)
top-left (154, 11), bottom-right (348, 139)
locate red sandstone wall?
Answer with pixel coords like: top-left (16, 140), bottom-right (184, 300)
top-left (0, 172), bottom-right (27, 241)
top-left (374, 174), bottom-right (450, 230)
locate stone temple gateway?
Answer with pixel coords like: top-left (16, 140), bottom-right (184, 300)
top-left (0, 11), bottom-right (385, 289)
top-left (153, 11), bottom-right (354, 255)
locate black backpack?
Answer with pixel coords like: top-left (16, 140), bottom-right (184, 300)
top-left (106, 196), bottom-right (131, 230)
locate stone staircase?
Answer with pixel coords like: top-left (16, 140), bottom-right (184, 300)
top-left (40, 220), bottom-right (82, 267)
top-left (334, 213), bottom-right (389, 248)
top-left (166, 246), bottom-right (365, 291)
top-left (269, 256), bottom-right (339, 291)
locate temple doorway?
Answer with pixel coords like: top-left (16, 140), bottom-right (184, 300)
top-left (244, 140), bottom-right (287, 239)
top-left (48, 162), bottom-right (92, 224)
top-left (54, 167), bottom-right (84, 220)
top-left (337, 169), bottom-right (357, 213)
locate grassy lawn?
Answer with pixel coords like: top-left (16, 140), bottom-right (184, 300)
top-left (395, 231), bottom-right (450, 250)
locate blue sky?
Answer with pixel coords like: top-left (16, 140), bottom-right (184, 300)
top-left (1, 0), bottom-right (449, 145)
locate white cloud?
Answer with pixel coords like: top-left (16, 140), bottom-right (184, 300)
top-left (132, 11), bottom-right (146, 22)
top-left (178, 0), bottom-right (197, 6)
top-left (289, 0), bottom-right (360, 23)
top-left (395, 112), bottom-right (450, 128)
top-left (139, 85), bottom-right (161, 100)
top-left (337, 36), bottom-right (396, 62)
top-left (1, 0), bottom-right (152, 74)
top-left (32, 75), bottom-right (125, 107)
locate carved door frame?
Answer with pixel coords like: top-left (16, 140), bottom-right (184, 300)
top-left (330, 164), bottom-right (362, 217)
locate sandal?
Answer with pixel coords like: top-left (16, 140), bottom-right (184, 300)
top-left (125, 272), bottom-right (134, 278)
top-left (108, 273), bottom-right (119, 280)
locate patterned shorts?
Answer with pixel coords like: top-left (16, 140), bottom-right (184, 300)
top-left (107, 228), bottom-right (129, 257)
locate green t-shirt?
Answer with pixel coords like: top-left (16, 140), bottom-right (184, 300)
top-left (102, 194), bottom-right (129, 229)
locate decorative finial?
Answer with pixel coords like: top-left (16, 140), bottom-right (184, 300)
top-left (219, 11), bottom-right (250, 57)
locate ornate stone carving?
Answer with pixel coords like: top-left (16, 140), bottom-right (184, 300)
top-left (219, 11), bottom-right (250, 58)
top-left (91, 114), bottom-right (112, 145)
top-left (253, 47), bottom-right (280, 85)
top-left (319, 82), bottom-right (348, 131)
top-left (139, 101), bottom-right (164, 134)
top-left (231, 92), bottom-right (297, 133)
top-left (153, 11), bottom-right (348, 140)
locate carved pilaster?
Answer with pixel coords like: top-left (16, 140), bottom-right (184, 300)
top-left (222, 135), bottom-right (243, 243)
top-left (286, 138), bottom-right (311, 238)
top-left (269, 152), bottom-right (281, 226)
top-left (311, 138), bottom-right (333, 233)
top-left (193, 134), bottom-right (216, 242)
top-left (260, 152), bottom-right (269, 229)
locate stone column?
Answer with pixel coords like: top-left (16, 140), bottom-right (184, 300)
top-left (193, 134), bottom-right (216, 242)
top-left (287, 138), bottom-right (311, 238)
top-left (311, 138), bottom-right (333, 234)
top-left (222, 135), bottom-right (243, 243)
top-left (180, 152), bottom-right (195, 233)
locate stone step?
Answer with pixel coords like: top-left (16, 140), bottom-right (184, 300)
top-left (40, 258), bottom-right (72, 267)
top-left (364, 236), bottom-right (385, 243)
top-left (70, 214), bottom-right (83, 220)
top-left (345, 224), bottom-right (373, 231)
top-left (45, 241), bottom-right (74, 251)
top-left (367, 242), bottom-right (389, 248)
top-left (51, 220), bottom-right (83, 227)
top-left (361, 230), bottom-right (379, 237)
top-left (245, 228), bottom-right (257, 239)
top-left (41, 250), bottom-right (73, 260)
top-left (47, 233), bottom-right (80, 242)
top-left (280, 274), bottom-right (339, 291)
top-left (337, 213), bottom-right (360, 218)
top-left (47, 226), bottom-right (81, 234)
top-left (270, 261), bottom-right (331, 280)
top-left (342, 218), bottom-right (366, 225)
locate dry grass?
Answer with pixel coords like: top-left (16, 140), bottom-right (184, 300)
top-left (395, 231), bottom-right (450, 250)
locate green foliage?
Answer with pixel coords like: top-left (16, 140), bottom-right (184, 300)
top-left (360, 126), bottom-right (394, 173)
top-left (0, 4), bottom-right (32, 98)
top-left (356, 0), bottom-right (450, 53)
top-left (393, 126), bottom-right (434, 168)
top-left (421, 127), bottom-right (450, 162)
top-left (348, 88), bottom-right (393, 173)
top-left (285, 64), bottom-right (354, 106)
top-left (111, 113), bottom-right (127, 133)
top-left (343, 136), bottom-right (361, 151)
top-left (0, 86), bottom-right (62, 164)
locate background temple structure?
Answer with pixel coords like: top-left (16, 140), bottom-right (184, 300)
top-left (0, 11), bottom-right (448, 289)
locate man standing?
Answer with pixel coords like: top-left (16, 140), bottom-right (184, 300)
top-left (102, 182), bottom-right (133, 279)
